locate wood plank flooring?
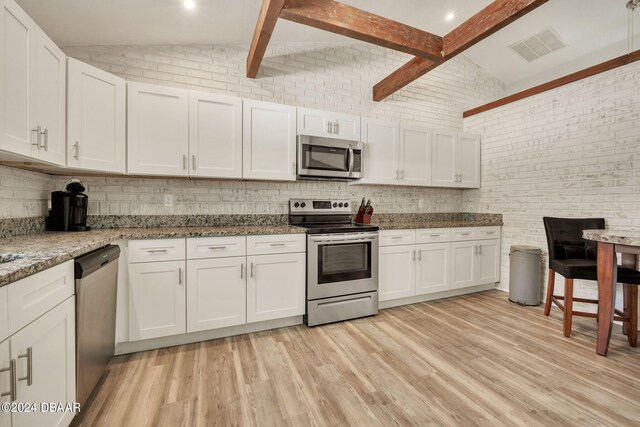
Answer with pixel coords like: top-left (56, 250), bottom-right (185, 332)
top-left (72, 290), bottom-right (640, 427)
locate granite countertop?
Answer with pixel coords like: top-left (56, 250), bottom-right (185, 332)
top-left (0, 225), bottom-right (305, 287)
top-left (375, 219), bottom-right (503, 230)
top-left (583, 229), bottom-right (640, 246)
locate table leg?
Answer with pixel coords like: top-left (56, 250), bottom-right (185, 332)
top-left (597, 242), bottom-right (618, 356)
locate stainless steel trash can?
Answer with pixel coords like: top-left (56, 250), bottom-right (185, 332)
top-left (509, 245), bottom-right (542, 306)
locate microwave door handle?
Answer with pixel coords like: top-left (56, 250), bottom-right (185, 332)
top-left (348, 145), bottom-right (354, 174)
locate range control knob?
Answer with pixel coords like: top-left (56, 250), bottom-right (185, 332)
top-left (338, 203), bottom-right (343, 208)
top-left (300, 202), bottom-right (306, 208)
top-left (294, 202), bottom-right (300, 208)
top-left (333, 202), bottom-right (338, 208)
top-left (344, 202), bottom-right (349, 208)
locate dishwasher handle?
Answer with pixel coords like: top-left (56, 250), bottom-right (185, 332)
top-left (75, 245), bottom-right (121, 279)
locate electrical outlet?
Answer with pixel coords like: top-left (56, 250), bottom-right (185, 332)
top-left (164, 194), bottom-right (174, 207)
top-left (418, 199), bottom-right (424, 209)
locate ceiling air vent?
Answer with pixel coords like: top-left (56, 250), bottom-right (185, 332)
top-left (509, 28), bottom-right (565, 62)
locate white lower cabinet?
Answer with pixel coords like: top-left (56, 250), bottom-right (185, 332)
top-left (128, 261), bottom-right (186, 340)
top-left (415, 242), bottom-right (450, 295)
top-left (450, 239), bottom-right (501, 290)
top-left (247, 252), bottom-right (305, 323)
top-left (379, 245), bottom-right (415, 301)
top-left (0, 339), bottom-right (11, 427)
top-left (186, 257), bottom-right (246, 332)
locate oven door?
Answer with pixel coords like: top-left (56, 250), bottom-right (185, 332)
top-left (307, 232), bottom-right (379, 300)
top-left (297, 135), bottom-right (360, 179)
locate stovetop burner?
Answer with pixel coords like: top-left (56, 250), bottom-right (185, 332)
top-left (289, 198), bottom-right (379, 234)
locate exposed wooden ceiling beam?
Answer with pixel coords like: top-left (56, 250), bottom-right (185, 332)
top-left (279, 0), bottom-right (443, 61)
top-left (246, 0), bottom-right (287, 78)
top-left (373, 0), bottom-right (551, 101)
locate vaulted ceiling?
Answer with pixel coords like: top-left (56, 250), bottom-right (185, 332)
top-left (16, 0), bottom-right (640, 93)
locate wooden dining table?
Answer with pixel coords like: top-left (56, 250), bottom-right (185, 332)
top-left (583, 229), bottom-right (640, 356)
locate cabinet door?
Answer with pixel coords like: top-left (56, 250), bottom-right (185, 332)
top-left (243, 100), bottom-right (296, 181)
top-left (332, 112), bottom-right (360, 141)
top-left (129, 261), bottom-right (186, 340)
top-left (67, 58), bottom-right (126, 173)
top-left (127, 82), bottom-right (189, 176)
top-left (459, 132), bottom-right (480, 188)
top-left (450, 241), bottom-right (477, 289)
top-left (361, 117), bottom-right (399, 185)
top-left (0, 0), bottom-right (36, 157)
top-left (477, 239), bottom-right (500, 285)
top-left (187, 257), bottom-right (246, 332)
top-left (189, 91), bottom-right (242, 178)
top-left (11, 297), bottom-right (75, 427)
top-left (246, 253), bottom-right (305, 322)
top-left (399, 124), bottom-right (431, 186)
top-left (415, 242), bottom-right (450, 295)
top-left (297, 107), bottom-right (331, 138)
top-left (431, 129), bottom-right (458, 187)
top-left (30, 30), bottom-right (66, 165)
top-left (0, 339), bottom-right (10, 427)
top-left (379, 245), bottom-right (415, 301)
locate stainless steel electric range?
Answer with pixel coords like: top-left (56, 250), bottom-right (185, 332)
top-left (289, 199), bottom-right (379, 326)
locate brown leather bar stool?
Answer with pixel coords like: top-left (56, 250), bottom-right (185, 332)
top-left (543, 217), bottom-right (640, 344)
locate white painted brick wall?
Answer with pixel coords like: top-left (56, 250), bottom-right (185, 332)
top-left (464, 61), bottom-right (640, 310)
top-left (0, 42), bottom-right (505, 218)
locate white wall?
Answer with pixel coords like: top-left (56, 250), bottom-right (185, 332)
top-left (464, 60), bottom-right (640, 308)
top-left (0, 43), bottom-right (506, 219)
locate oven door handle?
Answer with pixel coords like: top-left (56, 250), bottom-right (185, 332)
top-left (309, 234), bottom-right (379, 243)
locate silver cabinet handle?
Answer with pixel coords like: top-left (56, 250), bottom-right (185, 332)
top-left (183, 154), bottom-right (187, 170)
top-left (333, 122), bottom-right (338, 134)
top-left (73, 141), bottom-right (80, 160)
top-left (17, 347), bottom-right (32, 386)
top-left (473, 245), bottom-right (477, 255)
top-left (241, 263), bottom-right (244, 279)
top-left (391, 236), bottom-right (403, 239)
top-left (250, 263), bottom-right (254, 278)
top-left (192, 154), bottom-right (196, 170)
top-left (430, 234), bottom-right (441, 238)
top-left (412, 250), bottom-right (415, 261)
top-left (327, 122), bottom-right (332, 134)
top-left (208, 246), bottom-right (227, 250)
top-left (395, 170), bottom-right (399, 179)
top-left (418, 249), bottom-right (422, 261)
top-left (270, 243), bottom-right (286, 247)
top-left (178, 268), bottom-right (183, 286)
top-left (479, 245), bottom-right (483, 255)
top-left (460, 232), bottom-right (471, 236)
top-left (32, 125), bottom-right (43, 149)
top-left (146, 249), bottom-right (168, 253)
top-left (0, 359), bottom-right (17, 401)
top-left (43, 128), bottom-right (49, 151)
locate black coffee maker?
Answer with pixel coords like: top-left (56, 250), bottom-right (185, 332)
top-left (48, 181), bottom-right (91, 231)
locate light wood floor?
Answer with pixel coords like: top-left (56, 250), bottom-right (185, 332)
top-left (72, 290), bottom-right (640, 427)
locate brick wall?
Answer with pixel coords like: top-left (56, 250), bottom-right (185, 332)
top-left (0, 42), bottom-right (505, 219)
top-left (464, 60), bottom-right (640, 308)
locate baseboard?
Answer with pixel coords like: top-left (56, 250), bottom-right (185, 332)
top-left (115, 316), bottom-right (303, 355)
top-left (379, 284), bottom-right (497, 310)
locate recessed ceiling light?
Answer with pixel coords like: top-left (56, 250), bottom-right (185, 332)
top-left (445, 12), bottom-right (455, 21)
top-left (183, 0), bottom-right (196, 10)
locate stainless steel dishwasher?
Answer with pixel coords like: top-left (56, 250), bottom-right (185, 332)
top-left (74, 244), bottom-right (120, 407)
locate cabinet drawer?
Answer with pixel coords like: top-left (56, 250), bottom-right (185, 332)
top-left (415, 228), bottom-right (451, 244)
top-left (379, 229), bottom-right (416, 246)
top-left (0, 286), bottom-right (7, 342)
top-left (247, 234), bottom-right (306, 255)
top-left (477, 226), bottom-right (501, 240)
top-left (8, 260), bottom-right (74, 335)
top-left (451, 228), bottom-right (477, 241)
top-left (129, 239), bottom-right (186, 263)
top-left (187, 236), bottom-right (246, 259)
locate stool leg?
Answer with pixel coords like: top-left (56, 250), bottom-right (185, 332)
top-left (564, 278), bottom-right (574, 337)
top-left (629, 285), bottom-right (638, 347)
top-left (544, 268), bottom-right (555, 316)
top-left (623, 284), bottom-right (630, 336)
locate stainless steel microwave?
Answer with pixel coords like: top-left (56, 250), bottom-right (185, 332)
top-left (297, 135), bottom-right (363, 180)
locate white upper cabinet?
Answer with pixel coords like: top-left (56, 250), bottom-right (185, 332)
top-left (243, 99), bottom-right (296, 181)
top-left (297, 107), bottom-right (360, 141)
top-left (128, 82), bottom-right (189, 176)
top-left (399, 124), bottom-right (431, 186)
top-left (189, 92), bottom-right (242, 178)
top-left (432, 129), bottom-right (480, 189)
top-left (360, 117), bottom-right (399, 185)
top-left (0, 0), bottom-right (65, 166)
top-left (67, 58), bottom-right (126, 173)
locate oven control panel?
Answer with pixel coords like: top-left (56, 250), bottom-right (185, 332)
top-left (289, 199), bottom-right (352, 215)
